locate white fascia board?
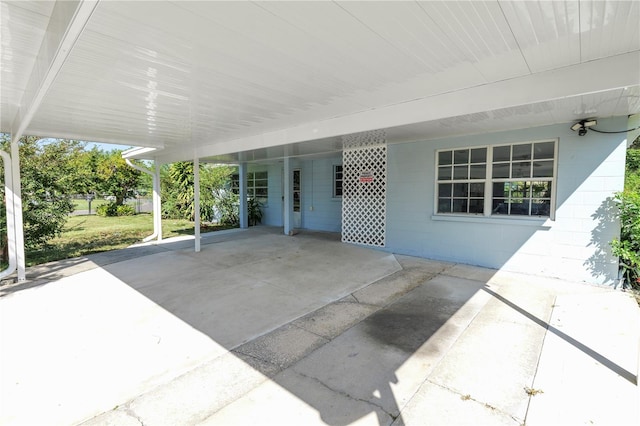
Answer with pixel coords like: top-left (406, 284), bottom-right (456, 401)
top-left (156, 51), bottom-right (640, 163)
top-left (122, 146), bottom-right (159, 159)
top-left (11, 0), bottom-right (99, 144)
top-left (24, 128), bottom-right (166, 150)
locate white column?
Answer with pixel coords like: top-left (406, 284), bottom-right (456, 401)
top-left (283, 157), bottom-right (293, 235)
top-left (0, 150), bottom-right (16, 280)
top-left (194, 155), bottom-right (201, 253)
top-left (239, 162), bottom-right (248, 229)
top-left (10, 140), bottom-right (26, 281)
top-left (154, 160), bottom-right (162, 241)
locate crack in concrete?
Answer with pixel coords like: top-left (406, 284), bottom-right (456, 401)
top-left (293, 369), bottom-right (397, 422)
top-left (427, 380), bottom-right (523, 424)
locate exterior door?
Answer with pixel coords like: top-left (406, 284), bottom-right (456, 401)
top-left (293, 169), bottom-right (301, 228)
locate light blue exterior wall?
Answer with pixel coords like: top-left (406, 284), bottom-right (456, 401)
top-left (299, 157), bottom-right (343, 232)
top-left (259, 164), bottom-right (283, 227)
top-left (254, 118), bottom-right (626, 284)
top-left (257, 157), bottom-right (343, 232)
top-left (385, 118), bottom-right (627, 284)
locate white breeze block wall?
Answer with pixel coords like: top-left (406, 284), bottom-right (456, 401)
top-left (386, 117), bottom-right (627, 285)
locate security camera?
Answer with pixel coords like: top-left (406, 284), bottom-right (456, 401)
top-left (571, 119), bottom-right (597, 136)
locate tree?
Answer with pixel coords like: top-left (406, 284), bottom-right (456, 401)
top-left (95, 150), bottom-right (141, 205)
top-left (0, 135), bottom-right (81, 249)
top-left (162, 161), bottom-right (233, 221)
top-left (610, 147), bottom-right (640, 290)
top-left (68, 147), bottom-right (104, 196)
top-left (624, 149), bottom-right (640, 194)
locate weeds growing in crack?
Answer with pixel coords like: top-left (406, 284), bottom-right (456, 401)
top-left (524, 386), bottom-right (544, 396)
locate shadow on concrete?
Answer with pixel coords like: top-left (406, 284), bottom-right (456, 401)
top-left (264, 278), bottom-right (488, 425)
top-left (94, 229), bottom-right (487, 425)
top-left (4, 227), bottom-right (635, 426)
top-left (0, 229), bottom-right (246, 297)
top-left (483, 287), bottom-right (637, 385)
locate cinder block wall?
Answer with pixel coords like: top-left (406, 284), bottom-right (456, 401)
top-left (385, 117), bottom-right (627, 285)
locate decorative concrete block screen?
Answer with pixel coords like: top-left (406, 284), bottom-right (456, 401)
top-left (341, 130), bottom-right (387, 247)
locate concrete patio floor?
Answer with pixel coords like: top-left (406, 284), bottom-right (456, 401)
top-left (0, 227), bottom-right (638, 425)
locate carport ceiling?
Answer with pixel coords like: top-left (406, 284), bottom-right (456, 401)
top-left (2, 1), bottom-right (639, 163)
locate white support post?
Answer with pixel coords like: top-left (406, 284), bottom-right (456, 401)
top-left (154, 160), bottom-right (162, 241)
top-left (0, 151), bottom-right (17, 280)
top-left (194, 155), bottom-right (201, 253)
top-left (239, 162), bottom-right (248, 229)
top-left (283, 157), bottom-right (293, 236)
top-left (10, 140), bottom-right (26, 281)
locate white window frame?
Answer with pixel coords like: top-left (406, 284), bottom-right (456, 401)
top-left (333, 164), bottom-right (343, 198)
top-left (231, 170), bottom-right (269, 205)
top-left (434, 139), bottom-right (558, 221)
top-left (435, 147), bottom-right (488, 215)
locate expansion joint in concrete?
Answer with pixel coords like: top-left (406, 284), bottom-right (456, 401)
top-left (290, 322), bottom-right (332, 342)
top-left (522, 296), bottom-right (555, 424)
top-left (230, 350), bottom-right (284, 377)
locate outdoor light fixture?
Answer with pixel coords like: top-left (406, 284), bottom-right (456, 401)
top-left (571, 119), bottom-right (597, 136)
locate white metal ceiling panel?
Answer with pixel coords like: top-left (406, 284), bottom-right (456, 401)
top-left (2, 1), bottom-right (639, 163)
top-left (498, 0), bottom-right (580, 73)
top-left (580, 0), bottom-right (640, 61)
top-left (0, 1), bottom-right (54, 130)
top-left (415, 1), bottom-right (530, 81)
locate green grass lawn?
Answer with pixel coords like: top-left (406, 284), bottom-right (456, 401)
top-left (25, 214), bottom-right (236, 266)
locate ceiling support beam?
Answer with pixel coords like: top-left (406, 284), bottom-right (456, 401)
top-left (10, 0), bottom-right (99, 144)
top-left (157, 51), bottom-right (640, 163)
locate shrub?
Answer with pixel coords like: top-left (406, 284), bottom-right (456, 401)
top-left (611, 191), bottom-right (640, 289)
top-left (116, 204), bottom-right (135, 216)
top-left (212, 189), bottom-right (239, 226)
top-left (96, 202), bottom-right (135, 217)
top-left (248, 197), bottom-right (263, 226)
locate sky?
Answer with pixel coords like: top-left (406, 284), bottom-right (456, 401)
top-left (84, 142), bottom-right (134, 152)
top-left (1, 133), bottom-right (135, 152)
top-left (36, 138), bottom-right (134, 152)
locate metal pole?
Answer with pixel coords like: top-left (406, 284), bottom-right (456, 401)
top-left (194, 155), bottom-right (200, 253)
top-left (154, 160), bottom-right (162, 241)
top-left (283, 157), bottom-right (292, 235)
top-left (239, 162), bottom-right (248, 228)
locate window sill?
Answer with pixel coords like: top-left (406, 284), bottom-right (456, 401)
top-left (431, 214), bottom-right (552, 228)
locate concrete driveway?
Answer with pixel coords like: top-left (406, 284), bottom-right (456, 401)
top-left (1, 227), bottom-right (638, 425)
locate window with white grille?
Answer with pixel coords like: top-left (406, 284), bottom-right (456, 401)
top-left (436, 140), bottom-right (556, 218)
top-left (437, 148), bottom-right (487, 214)
top-left (333, 165), bottom-right (343, 198)
top-left (231, 171), bottom-right (268, 204)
